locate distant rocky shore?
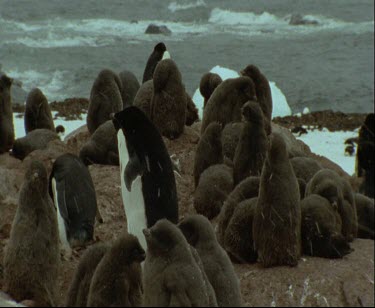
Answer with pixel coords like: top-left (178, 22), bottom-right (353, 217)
top-left (12, 97), bottom-right (369, 132)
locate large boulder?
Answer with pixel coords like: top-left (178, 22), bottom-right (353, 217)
top-left (145, 24), bottom-right (172, 35)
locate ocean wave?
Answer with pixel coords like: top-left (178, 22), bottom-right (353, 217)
top-left (208, 8), bottom-right (374, 33)
top-left (12, 35), bottom-right (112, 48)
top-left (168, 0), bottom-right (206, 13)
top-left (7, 69), bottom-right (67, 101)
top-left (209, 8), bottom-right (286, 26)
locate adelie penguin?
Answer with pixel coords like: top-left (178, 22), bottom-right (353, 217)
top-left (142, 42), bottom-right (170, 83)
top-left (112, 106), bottom-right (178, 251)
top-left (49, 153), bottom-right (98, 256)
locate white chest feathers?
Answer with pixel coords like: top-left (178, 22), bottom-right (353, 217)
top-left (117, 129), bottom-right (147, 251)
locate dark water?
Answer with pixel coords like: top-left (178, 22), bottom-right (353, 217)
top-left (0, 0), bottom-right (373, 113)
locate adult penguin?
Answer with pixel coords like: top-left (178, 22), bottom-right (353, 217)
top-left (142, 42), bottom-right (170, 83)
top-left (49, 153), bottom-right (98, 253)
top-left (112, 106), bottom-right (178, 250)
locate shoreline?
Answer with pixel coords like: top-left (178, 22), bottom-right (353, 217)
top-left (12, 97), bottom-right (368, 132)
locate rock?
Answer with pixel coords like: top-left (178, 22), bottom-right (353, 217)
top-left (145, 24), bottom-right (172, 35)
top-left (236, 239), bottom-right (374, 307)
top-left (64, 124), bottom-right (90, 155)
top-left (273, 110), bottom-right (366, 132)
top-left (289, 14), bottom-right (319, 26)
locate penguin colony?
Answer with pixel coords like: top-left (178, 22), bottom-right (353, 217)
top-left (0, 42), bottom-right (373, 307)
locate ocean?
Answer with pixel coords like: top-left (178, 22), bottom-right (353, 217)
top-left (0, 0), bottom-right (373, 113)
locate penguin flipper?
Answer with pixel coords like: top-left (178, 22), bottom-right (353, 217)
top-left (124, 154), bottom-right (144, 192)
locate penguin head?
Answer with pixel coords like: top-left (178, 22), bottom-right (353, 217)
top-left (240, 64), bottom-right (261, 81)
top-left (154, 42), bottom-right (167, 54)
top-left (315, 181), bottom-right (341, 211)
top-left (178, 215), bottom-right (216, 248)
top-left (143, 219), bottom-right (186, 255)
top-left (111, 234), bottom-right (146, 264)
top-left (0, 74), bottom-right (13, 90)
top-left (268, 132), bottom-right (287, 163)
top-left (242, 101), bottom-right (264, 125)
top-left (238, 76), bottom-right (257, 102)
top-left (25, 160), bottom-right (48, 193)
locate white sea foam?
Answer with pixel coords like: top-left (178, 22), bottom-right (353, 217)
top-left (7, 69), bottom-right (67, 101)
top-left (192, 65), bottom-right (291, 119)
top-left (209, 8), bottom-right (286, 26)
top-left (14, 35), bottom-right (111, 48)
top-left (168, 0), bottom-right (206, 13)
top-left (208, 8), bottom-right (374, 36)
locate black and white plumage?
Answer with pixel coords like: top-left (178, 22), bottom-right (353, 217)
top-left (49, 153), bottom-right (97, 252)
top-left (112, 106), bottom-right (178, 250)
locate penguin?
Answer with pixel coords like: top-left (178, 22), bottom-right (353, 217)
top-left (223, 198), bottom-right (258, 264)
top-left (301, 194), bottom-right (352, 258)
top-left (290, 156), bottom-right (323, 184)
top-left (112, 106), bottom-right (178, 251)
top-left (66, 243), bottom-right (109, 307)
top-left (142, 42), bottom-right (170, 83)
top-left (119, 70), bottom-right (140, 108)
top-left (185, 93), bottom-right (199, 126)
top-left (253, 133), bottom-right (301, 267)
top-left (87, 234), bottom-right (145, 307)
top-left (11, 128), bottom-right (59, 160)
top-left (221, 122), bottom-right (244, 162)
top-left (134, 79), bottom-right (198, 127)
top-left (194, 122), bottom-right (223, 188)
top-left (133, 80), bottom-right (154, 117)
top-left (142, 219), bottom-right (212, 307)
top-left (194, 164), bottom-right (234, 220)
top-left (356, 113), bottom-right (374, 198)
top-left (79, 120), bottom-right (119, 166)
top-left (24, 88), bottom-right (55, 134)
top-left (3, 161), bottom-right (59, 306)
top-left (49, 153), bottom-right (98, 255)
top-left (240, 64), bottom-right (272, 135)
top-left (233, 101), bottom-right (268, 185)
top-left (179, 215), bottom-right (242, 307)
top-left (87, 69), bottom-right (123, 134)
top-left (305, 168), bottom-right (358, 241)
top-left (217, 176), bottom-right (260, 245)
top-left (201, 76), bottom-right (257, 134)
top-left (151, 59), bottom-right (187, 139)
top-left (189, 246), bottom-right (218, 307)
top-left (354, 193), bottom-right (374, 239)
top-left (0, 73), bottom-right (14, 154)
top-left (199, 72), bottom-right (222, 109)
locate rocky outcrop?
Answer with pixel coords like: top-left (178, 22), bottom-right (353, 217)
top-left (145, 24), bottom-right (172, 35)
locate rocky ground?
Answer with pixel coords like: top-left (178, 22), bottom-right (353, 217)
top-left (0, 111), bottom-right (373, 307)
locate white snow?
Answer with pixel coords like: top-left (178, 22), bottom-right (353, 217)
top-left (13, 111), bottom-right (87, 139)
top-left (192, 65), bottom-right (292, 119)
top-left (295, 127), bottom-right (358, 176)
